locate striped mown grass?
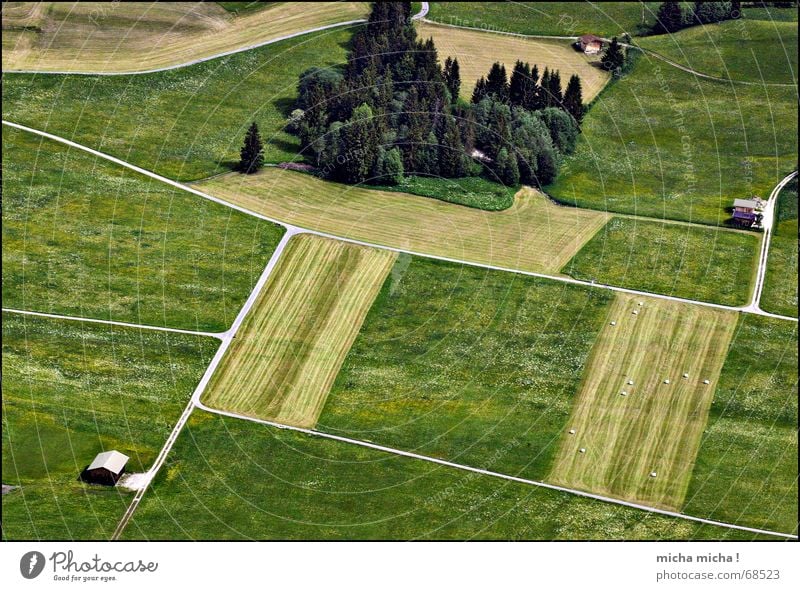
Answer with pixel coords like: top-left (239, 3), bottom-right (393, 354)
top-left (548, 293), bottom-right (738, 510)
top-left (197, 168), bottom-right (610, 274)
top-left (202, 234), bottom-right (396, 428)
top-left (2, 2), bottom-right (369, 73)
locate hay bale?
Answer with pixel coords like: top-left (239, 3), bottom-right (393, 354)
top-left (579, 448), bottom-right (586, 453)
top-left (683, 373), bottom-right (689, 379)
top-left (633, 310), bottom-right (639, 315)
top-left (621, 391), bottom-right (628, 396)
top-left (703, 379), bottom-right (710, 385)
top-left (610, 321), bottom-right (616, 326)
top-left (650, 471), bottom-right (657, 478)
top-left (664, 379), bottom-right (670, 384)
top-left (628, 380), bottom-right (634, 385)
top-left (568, 429), bottom-right (576, 435)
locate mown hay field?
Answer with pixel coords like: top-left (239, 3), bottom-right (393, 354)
top-left (548, 293), bottom-right (738, 511)
top-left (2, 2), bottom-right (369, 73)
top-left (198, 168), bottom-right (610, 274)
top-left (202, 234), bottom-right (396, 428)
top-left (416, 21), bottom-right (610, 102)
top-left (762, 177), bottom-right (798, 317)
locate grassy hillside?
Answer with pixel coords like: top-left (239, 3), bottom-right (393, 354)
top-left (2, 314), bottom-right (215, 540)
top-left (637, 19), bottom-right (798, 84)
top-left (122, 410), bottom-right (767, 540)
top-left (198, 170), bottom-right (609, 275)
top-left (684, 315), bottom-right (798, 535)
top-left (762, 177), bottom-right (798, 317)
top-left (2, 2), bottom-right (369, 73)
top-left (426, 2), bottom-right (660, 38)
top-left (318, 256), bottom-right (613, 481)
top-left (2, 27), bottom-right (354, 180)
top-left (547, 56), bottom-right (797, 225)
top-left (562, 217), bottom-right (760, 306)
top-left (2, 127), bottom-right (284, 332)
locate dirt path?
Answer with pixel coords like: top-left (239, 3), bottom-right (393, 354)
top-left (746, 170), bottom-right (799, 313)
top-left (1, 307), bottom-right (225, 339)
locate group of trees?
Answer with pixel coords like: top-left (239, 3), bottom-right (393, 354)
top-left (240, 2), bottom-right (586, 189)
top-left (471, 61), bottom-right (585, 124)
top-left (652, 1), bottom-right (742, 34)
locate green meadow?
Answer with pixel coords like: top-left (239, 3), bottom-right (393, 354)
top-left (2, 314), bottom-right (216, 540)
top-left (637, 19), bottom-right (798, 84)
top-left (2, 126), bottom-right (283, 332)
top-left (562, 217), bottom-right (760, 306)
top-left (684, 315), bottom-right (798, 535)
top-left (318, 256), bottom-right (613, 481)
top-left (122, 410), bottom-right (767, 540)
top-left (547, 55), bottom-right (797, 225)
top-left (761, 177), bottom-right (798, 317)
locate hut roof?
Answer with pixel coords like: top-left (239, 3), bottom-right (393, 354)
top-left (733, 198), bottom-right (758, 209)
top-left (87, 450), bottom-right (129, 474)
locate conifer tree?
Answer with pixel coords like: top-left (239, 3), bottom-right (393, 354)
top-left (601, 37), bottom-right (625, 73)
top-left (238, 122), bottom-right (264, 174)
top-left (485, 62), bottom-right (509, 102)
top-left (562, 74), bottom-right (585, 123)
top-left (548, 70), bottom-right (563, 108)
top-left (540, 68), bottom-right (551, 107)
top-left (654, 1), bottom-right (684, 33)
top-left (495, 147), bottom-right (520, 185)
top-left (509, 61), bottom-right (531, 107)
top-left (443, 57), bottom-right (461, 103)
top-left (471, 76), bottom-right (488, 104)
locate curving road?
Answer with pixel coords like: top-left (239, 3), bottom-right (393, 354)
top-left (746, 170), bottom-right (798, 313)
top-left (4, 3), bottom-right (430, 77)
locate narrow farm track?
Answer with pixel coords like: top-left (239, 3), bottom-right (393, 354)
top-left (193, 402), bottom-right (798, 540)
top-left (3, 120), bottom-right (796, 323)
top-left (201, 234), bottom-right (396, 428)
top-left (0, 307), bottom-right (225, 339)
top-left (748, 170), bottom-right (799, 313)
top-left (111, 228), bottom-right (297, 540)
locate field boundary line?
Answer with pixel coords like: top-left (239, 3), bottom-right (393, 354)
top-left (194, 401), bottom-right (799, 540)
top-left (111, 229), bottom-right (298, 540)
top-left (2, 3), bottom-right (429, 76)
top-left (1, 20), bottom-right (368, 77)
top-left (3, 119), bottom-right (796, 323)
top-left (1, 307), bottom-right (225, 339)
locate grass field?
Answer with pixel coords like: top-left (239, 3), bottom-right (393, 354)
top-left (416, 21), bottom-right (610, 102)
top-left (547, 294), bottom-right (738, 510)
top-left (121, 410), bottom-right (767, 540)
top-left (637, 20), bottom-right (798, 84)
top-left (426, 2), bottom-right (661, 38)
top-left (318, 256), bottom-right (613, 480)
top-left (198, 168), bottom-right (609, 274)
top-left (761, 177), bottom-right (798, 317)
top-left (202, 234), bottom-right (396, 428)
top-left (684, 315), bottom-right (798, 534)
top-left (562, 217), bottom-right (760, 306)
top-left (376, 174), bottom-right (520, 211)
top-left (2, 2), bottom-right (369, 73)
top-left (2, 26), bottom-right (354, 180)
top-left (547, 54), bottom-right (798, 226)
top-left (2, 313), bottom-right (216, 540)
top-left (2, 126), bottom-right (284, 332)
